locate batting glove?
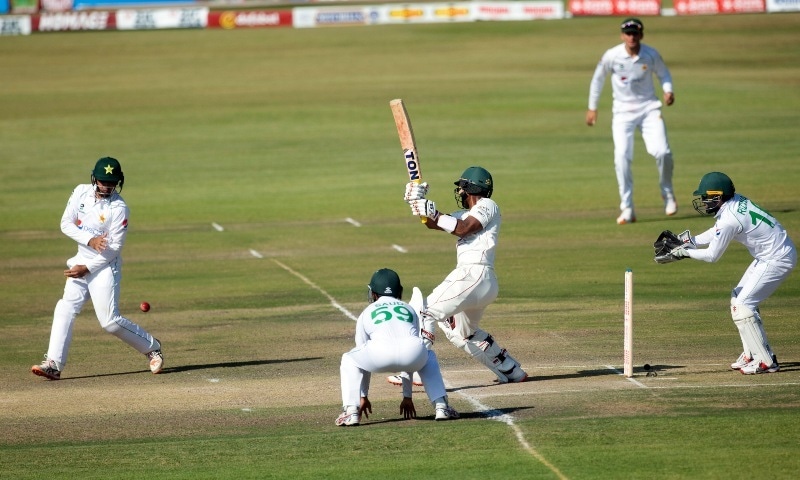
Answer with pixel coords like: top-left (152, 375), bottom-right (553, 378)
top-left (403, 181), bottom-right (429, 202)
top-left (409, 199), bottom-right (438, 220)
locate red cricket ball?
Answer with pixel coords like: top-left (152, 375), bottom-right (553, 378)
top-left (140, 302), bottom-right (151, 313)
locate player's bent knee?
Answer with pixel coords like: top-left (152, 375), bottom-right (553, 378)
top-left (730, 303), bottom-right (756, 321)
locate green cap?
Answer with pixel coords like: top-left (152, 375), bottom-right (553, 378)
top-left (368, 268), bottom-right (403, 299)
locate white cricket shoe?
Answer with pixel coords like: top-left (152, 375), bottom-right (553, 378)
top-left (665, 197), bottom-right (678, 216)
top-left (616, 208), bottom-right (636, 225)
top-left (730, 352), bottom-right (751, 370)
top-left (740, 358), bottom-right (780, 375)
top-left (31, 355), bottom-right (61, 380)
top-left (435, 406), bottom-right (460, 421)
top-left (387, 372), bottom-right (423, 386)
top-left (335, 407), bottom-right (360, 426)
top-left (147, 347), bottom-right (164, 374)
top-left (507, 366), bottom-right (529, 383)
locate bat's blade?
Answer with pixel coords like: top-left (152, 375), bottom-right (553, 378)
top-left (390, 99), bottom-right (426, 223)
top-left (390, 99), bottom-right (416, 153)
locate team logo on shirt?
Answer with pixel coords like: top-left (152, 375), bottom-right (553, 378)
top-left (123, 218), bottom-right (128, 229)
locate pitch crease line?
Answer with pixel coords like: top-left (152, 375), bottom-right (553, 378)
top-left (447, 379), bottom-right (569, 480)
top-left (275, 260), bottom-right (567, 479)
top-left (605, 365), bottom-right (648, 388)
top-left (271, 259), bottom-right (357, 321)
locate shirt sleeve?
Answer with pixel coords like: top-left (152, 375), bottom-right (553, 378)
top-left (354, 313), bottom-right (368, 347)
top-left (651, 49), bottom-right (673, 93)
top-left (687, 218), bottom-right (738, 263)
top-left (60, 187), bottom-right (94, 247)
top-left (588, 54), bottom-right (609, 110)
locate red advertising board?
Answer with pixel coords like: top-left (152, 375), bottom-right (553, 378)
top-left (673, 0), bottom-right (765, 14)
top-left (568, 0), bottom-right (661, 15)
top-left (33, 11), bottom-right (116, 31)
top-left (207, 10), bottom-right (292, 29)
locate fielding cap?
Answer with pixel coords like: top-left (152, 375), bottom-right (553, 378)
top-left (620, 18), bottom-right (644, 34)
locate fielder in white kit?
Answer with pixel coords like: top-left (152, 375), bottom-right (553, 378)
top-left (31, 157), bottom-right (163, 380)
top-left (587, 18), bottom-right (677, 225)
top-left (655, 172), bottom-right (796, 374)
top-left (403, 166), bottom-right (528, 384)
top-left (337, 268), bottom-right (458, 426)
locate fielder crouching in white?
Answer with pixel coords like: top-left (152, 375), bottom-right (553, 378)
top-left (402, 167), bottom-right (528, 384)
top-left (31, 157), bottom-right (163, 380)
top-left (337, 268), bottom-right (458, 426)
top-left (655, 172), bottom-right (796, 375)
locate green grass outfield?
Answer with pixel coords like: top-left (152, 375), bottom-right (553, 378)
top-left (1, 13), bottom-right (800, 479)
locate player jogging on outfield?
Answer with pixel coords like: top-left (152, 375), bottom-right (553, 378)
top-left (654, 172), bottom-right (796, 374)
top-left (337, 268), bottom-right (458, 426)
top-left (587, 18), bottom-right (677, 225)
top-left (400, 166), bottom-right (528, 384)
top-left (31, 157), bottom-right (163, 380)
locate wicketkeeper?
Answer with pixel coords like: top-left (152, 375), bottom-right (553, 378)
top-left (654, 172), bottom-right (796, 374)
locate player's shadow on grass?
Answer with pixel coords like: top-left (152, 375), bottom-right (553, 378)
top-left (774, 361), bottom-right (800, 372)
top-left (161, 357), bottom-right (322, 374)
top-left (362, 406), bottom-right (534, 425)
top-left (449, 365), bottom-right (685, 390)
top-left (63, 357), bottom-right (321, 380)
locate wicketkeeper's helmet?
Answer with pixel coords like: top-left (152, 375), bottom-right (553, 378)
top-left (692, 171), bottom-right (735, 216)
top-left (368, 268), bottom-right (403, 301)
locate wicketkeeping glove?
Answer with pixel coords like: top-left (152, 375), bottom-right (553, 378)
top-left (653, 230), bottom-right (691, 264)
top-left (409, 199), bottom-right (438, 219)
top-left (403, 181), bottom-right (429, 202)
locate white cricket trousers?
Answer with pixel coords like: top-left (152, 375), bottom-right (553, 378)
top-left (731, 254), bottom-right (797, 312)
top-left (612, 106), bottom-right (674, 211)
top-left (340, 338), bottom-right (446, 406)
top-left (426, 265), bottom-right (498, 340)
top-left (48, 259), bottom-right (158, 369)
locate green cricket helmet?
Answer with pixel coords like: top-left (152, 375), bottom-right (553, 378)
top-left (368, 268), bottom-right (403, 301)
top-left (692, 172), bottom-right (735, 216)
top-left (91, 157), bottom-right (124, 197)
top-left (454, 166), bottom-right (493, 208)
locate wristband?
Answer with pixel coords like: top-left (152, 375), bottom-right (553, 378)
top-left (436, 214), bottom-right (457, 233)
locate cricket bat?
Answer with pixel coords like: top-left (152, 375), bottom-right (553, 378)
top-left (389, 98), bottom-right (426, 223)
